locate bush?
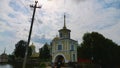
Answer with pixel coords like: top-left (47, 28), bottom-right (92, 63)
top-left (40, 63), bottom-right (46, 68)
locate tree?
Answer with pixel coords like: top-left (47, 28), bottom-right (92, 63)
top-left (14, 40), bottom-right (32, 58)
top-left (78, 32), bottom-right (119, 67)
top-left (39, 43), bottom-right (51, 61)
top-left (8, 54), bottom-right (15, 62)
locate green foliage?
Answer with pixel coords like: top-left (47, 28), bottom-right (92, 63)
top-left (39, 43), bottom-right (51, 61)
top-left (78, 32), bottom-right (120, 66)
top-left (8, 54), bottom-right (15, 62)
top-left (28, 47), bottom-right (32, 57)
top-left (14, 40), bottom-right (32, 58)
top-left (39, 63), bottom-right (46, 68)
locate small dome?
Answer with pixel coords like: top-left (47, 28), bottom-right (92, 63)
top-left (30, 43), bottom-right (35, 48)
top-left (1, 53), bottom-right (7, 56)
top-left (53, 35), bottom-right (59, 41)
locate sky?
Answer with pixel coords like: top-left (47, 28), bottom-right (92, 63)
top-left (0, 0), bottom-right (120, 54)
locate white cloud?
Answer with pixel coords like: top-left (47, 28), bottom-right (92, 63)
top-left (0, 0), bottom-right (120, 54)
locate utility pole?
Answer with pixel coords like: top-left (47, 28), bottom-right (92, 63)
top-left (22, 1), bottom-right (41, 68)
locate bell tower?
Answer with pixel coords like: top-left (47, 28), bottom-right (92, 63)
top-left (59, 15), bottom-right (71, 39)
top-left (51, 14), bottom-right (78, 63)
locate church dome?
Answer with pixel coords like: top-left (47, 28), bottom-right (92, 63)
top-left (53, 35), bottom-right (60, 41)
top-left (1, 53), bottom-right (7, 57)
top-left (30, 43), bottom-right (35, 48)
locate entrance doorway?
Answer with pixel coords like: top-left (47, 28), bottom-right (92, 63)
top-left (55, 55), bottom-right (65, 66)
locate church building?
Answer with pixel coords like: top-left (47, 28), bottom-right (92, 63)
top-left (0, 48), bottom-right (8, 63)
top-left (30, 43), bottom-right (39, 58)
top-left (51, 15), bottom-right (78, 63)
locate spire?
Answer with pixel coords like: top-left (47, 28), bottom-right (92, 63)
top-left (4, 48), bottom-right (6, 54)
top-left (32, 42), bottom-right (34, 45)
top-left (63, 14), bottom-right (67, 29)
top-left (31, 42), bottom-right (35, 47)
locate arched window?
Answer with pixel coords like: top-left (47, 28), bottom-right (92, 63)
top-left (60, 33), bottom-right (62, 38)
top-left (58, 45), bottom-right (62, 50)
top-left (71, 45), bottom-right (74, 51)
